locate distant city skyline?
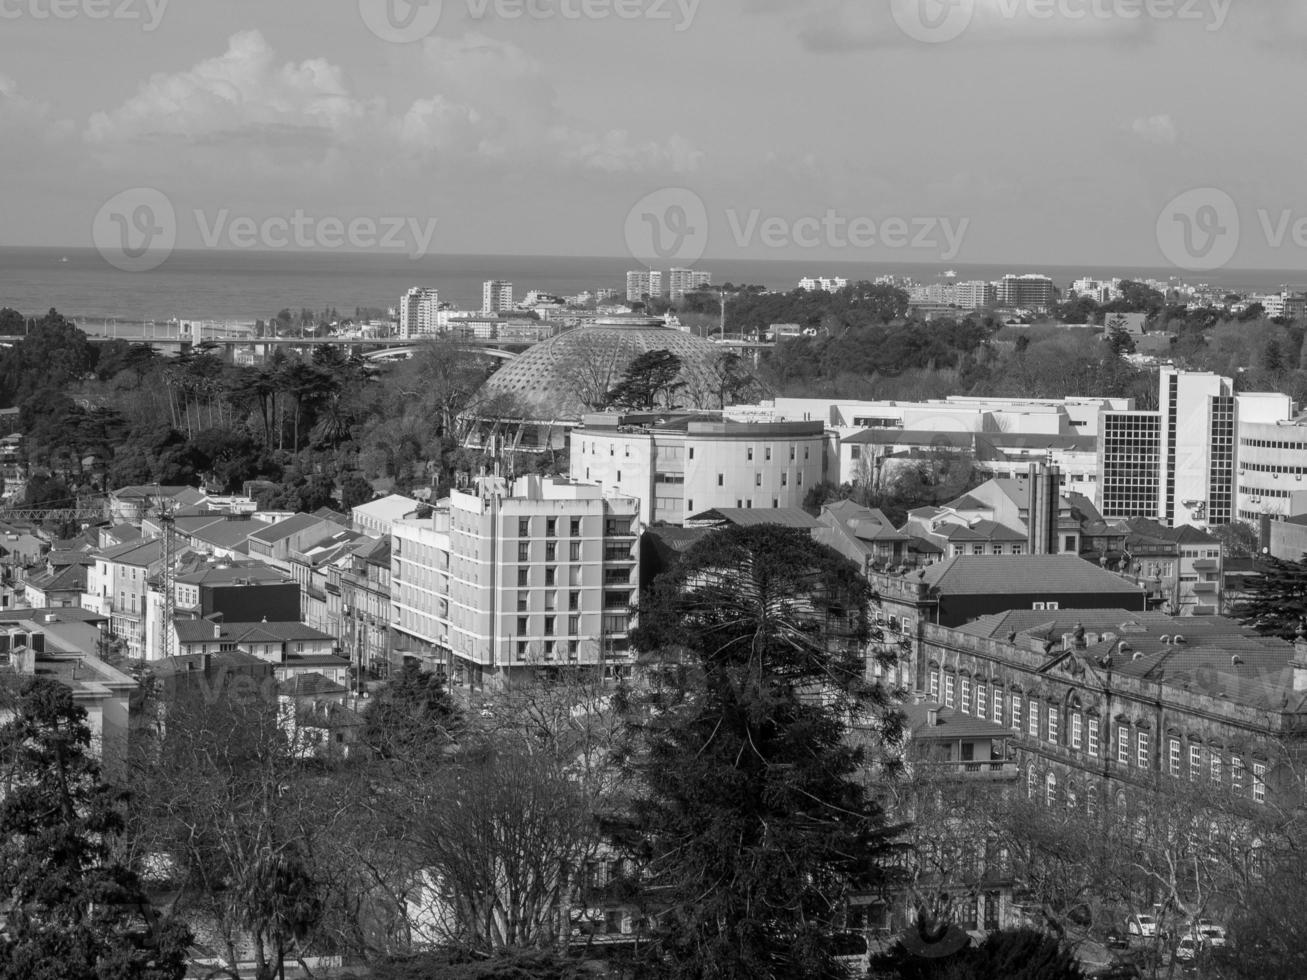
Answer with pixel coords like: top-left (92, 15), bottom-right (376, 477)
top-left (7, 3), bottom-right (1307, 270)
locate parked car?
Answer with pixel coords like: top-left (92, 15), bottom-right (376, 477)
top-left (1090, 962), bottom-right (1143, 980)
top-left (1105, 928), bottom-right (1131, 950)
top-left (1174, 935), bottom-right (1203, 962)
top-left (1127, 913), bottom-right (1158, 938)
top-left (1193, 919), bottom-right (1227, 948)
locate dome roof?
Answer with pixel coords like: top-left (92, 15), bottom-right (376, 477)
top-left (476, 316), bottom-right (743, 421)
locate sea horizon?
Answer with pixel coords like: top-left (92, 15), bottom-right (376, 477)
top-left (3, 245), bottom-right (1305, 328)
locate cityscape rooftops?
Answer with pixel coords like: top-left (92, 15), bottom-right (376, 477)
top-left (913, 555), bottom-right (1148, 596)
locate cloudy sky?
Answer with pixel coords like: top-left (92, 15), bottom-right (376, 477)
top-left (4, 0), bottom-right (1307, 268)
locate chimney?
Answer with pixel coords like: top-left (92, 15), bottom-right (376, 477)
top-left (1026, 463), bottom-right (1063, 556)
top-left (1293, 628), bottom-right (1307, 693)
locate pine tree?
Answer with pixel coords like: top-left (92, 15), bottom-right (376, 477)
top-left (1235, 555), bottom-right (1307, 639)
top-left (619, 525), bottom-right (905, 980)
top-left (0, 678), bottom-right (192, 980)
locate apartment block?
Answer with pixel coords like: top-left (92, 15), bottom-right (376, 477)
top-left (399, 286), bottom-right (441, 340)
top-left (391, 476), bottom-right (641, 689)
top-left (626, 270), bottom-right (664, 303)
top-left (482, 280), bottom-right (514, 313)
top-left (995, 274), bottom-right (1056, 311)
top-left (82, 537), bottom-right (165, 659)
top-left (571, 413), bottom-right (830, 526)
top-left (668, 268), bottom-right (711, 301)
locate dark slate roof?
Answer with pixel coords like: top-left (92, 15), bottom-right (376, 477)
top-left (96, 537), bottom-right (164, 564)
top-left (190, 519), bottom-right (264, 551)
top-left (937, 520), bottom-right (1028, 543)
top-left (249, 513), bottom-right (323, 544)
top-left (175, 563), bottom-right (290, 587)
top-left (278, 671), bottom-right (348, 697)
top-left (903, 702), bottom-right (1012, 741)
top-left (25, 564), bottom-right (87, 594)
top-left (821, 500), bottom-right (909, 542)
top-left (1123, 518), bottom-right (1220, 546)
top-left (173, 619), bottom-right (334, 645)
top-left (687, 507), bottom-right (819, 529)
top-left (916, 555), bottom-right (1148, 596)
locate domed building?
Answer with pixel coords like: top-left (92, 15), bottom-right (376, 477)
top-left (467, 315), bottom-right (759, 452)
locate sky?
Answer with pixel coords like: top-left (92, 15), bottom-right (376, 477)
top-left (4, 0), bottom-right (1307, 271)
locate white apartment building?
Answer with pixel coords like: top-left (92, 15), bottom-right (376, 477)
top-left (995, 274), bottom-right (1056, 311)
top-left (399, 287), bottom-right (440, 340)
top-left (1234, 392), bottom-right (1303, 522)
top-left (391, 476), bottom-right (640, 689)
top-left (626, 270), bottom-right (665, 302)
top-left (668, 268), bottom-right (711, 301)
top-left (799, 276), bottom-right (849, 292)
top-left (571, 413), bottom-right (830, 526)
top-left (954, 281), bottom-right (997, 310)
top-left (81, 537), bottom-right (164, 659)
top-left (1069, 278), bottom-right (1123, 304)
top-left (482, 280), bottom-right (513, 313)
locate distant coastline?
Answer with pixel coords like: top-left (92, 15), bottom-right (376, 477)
top-left (1, 246), bottom-right (1303, 327)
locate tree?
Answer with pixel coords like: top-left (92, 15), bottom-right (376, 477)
top-left (604, 349), bottom-right (684, 411)
top-left (0, 678), bottom-right (192, 980)
top-left (372, 948), bottom-right (597, 979)
top-left (619, 525), bottom-right (906, 979)
top-left (1106, 323), bottom-right (1137, 358)
top-left (361, 662), bottom-right (461, 762)
top-left (875, 928), bottom-right (1085, 980)
top-left (1235, 555), bottom-right (1307, 638)
top-left (341, 473), bottom-right (377, 511)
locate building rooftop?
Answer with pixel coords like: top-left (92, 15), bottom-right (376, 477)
top-left (248, 513), bottom-right (326, 545)
top-left (174, 562), bottom-right (291, 587)
top-left (914, 555), bottom-right (1149, 596)
top-left (686, 507), bottom-right (819, 529)
top-left (821, 500), bottom-right (910, 542)
top-left (189, 518), bottom-right (265, 552)
top-left (351, 494), bottom-right (422, 529)
top-left (95, 537), bottom-right (165, 565)
top-left (903, 701), bottom-right (1013, 741)
top-left (173, 619), bottom-right (336, 646)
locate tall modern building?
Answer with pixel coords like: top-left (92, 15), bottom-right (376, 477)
top-left (626, 270), bottom-right (664, 303)
top-left (390, 476), bottom-right (640, 689)
top-left (399, 287), bottom-right (440, 340)
top-left (954, 281), bottom-right (997, 310)
top-left (669, 268), bottom-right (712, 301)
top-left (482, 280), bottom-right (513, 314)
top-left (995, 275), bottom-right (1056, 311)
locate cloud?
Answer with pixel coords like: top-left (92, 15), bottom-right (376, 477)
top-left (1130, 114), bottom-right (1179, 145)
top-left (83, 30), bottom-right (700, 181)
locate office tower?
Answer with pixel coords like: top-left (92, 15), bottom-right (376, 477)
top-left (399, 286), bottom-right (440, 340)
top-left (482, 280), bottom-right (513, 313)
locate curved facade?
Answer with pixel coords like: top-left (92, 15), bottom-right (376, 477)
top-left (1237, 419), bottom-right (1307, 521)
top-left (475, 316), bottom-right (741, 423)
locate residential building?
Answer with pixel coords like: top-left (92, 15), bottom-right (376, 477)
top-left (185, 516), bottom-right (266, 559)
top-left (572, 412), bottom-right (830, 526)
top-left (82, 537), bottom-right (166, 659)
top-left (1115, 520), bottom-right (1224, 617)
top-left (482, 280), bottom-right (513, 313)
top-left (798, 276), bottom-right (849, 292)
top-left (351, 493), bottom-right (422, 538)
top-left (954, 280), bottom-right (997, 310)
top-left (995, 274), bottom-right (1056, 311)
top-left (668, 268), bottom-right (711, 301)
top-left (109, 485), bottom-right (207, 526)
top-left (399, 286), bottom-right (441, 340)
top-left (171, 619), bottom-right (346, 685)
top-left (23, 551), bottom-right (93, 608)
top-left (245, 513), bottom-right (347, 576)
top-left (626, 270), bottom-right (664, 302)
top-left (329, 536), bottom-right (392, 681)
top-left (390, 476), bottom-right (640, 689)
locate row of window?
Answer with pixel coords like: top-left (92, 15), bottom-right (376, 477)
top-left (929, 668), bottom-right (1267, 803)
top-left (518, 517), bottom-right (583, 538)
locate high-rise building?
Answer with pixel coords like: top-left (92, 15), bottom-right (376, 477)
top-left (954, 281), bottom-right (997, 310)
top-left (390, 476), bottom-right (641, 689)
top-left (799, 277), bottom-right (849, 292)
top-left (399, 286), bottom-right (440, 340)
top-left (482, 280), bottom-right (513, 313)
top-left (669, 268), bottom-right (712, 301)
top-left (626, 270), bottom-right (665, 303)
top-left (995, 275), bottom-right (1056, 311)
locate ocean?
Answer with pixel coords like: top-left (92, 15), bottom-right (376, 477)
top-left (2, 247), bottom-right (1306, 329)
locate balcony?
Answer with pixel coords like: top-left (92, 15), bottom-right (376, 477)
top-left (918, 760), bottom-right (1020, 781)
top-left (1192, 559), bottom-right (1220, 572)
top-left (1192, 581), bottom-right (1218, 594)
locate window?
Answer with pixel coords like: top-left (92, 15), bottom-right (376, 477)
top-left (517, 568), bottom-right (529, 587)
top-left (1169, 738), bottom-right (1181, 777)
top-left (1211, 753), bottom-right (1222, 784)
top-left (976, 684), bottom-right (987, 718)
top-left (1190, 745), bottom-right (1202, 781)
top-left (1028, 702), bottom-right (1039, 738)
top-left (755, 474), bottom-right (762, 487)
top-left (972, 544), bottom-right (984, 556)
top-left (929, 669), bottom-right (940, 699)
top-left (1087, 721), bottom-right (1099, 758)
top-left (717, 474), bottom-right (724, 486)
top-left (569, 591), bottom-right (580, 611)
top-left (1045, 771), bottom-right (1057, 807)
top-left (1117, 726), bottom-right (1130, 765)
top-left (518, 518), bottom-right (530, 537)
top-left (1137, 731), bottom-right (1150, 771)
top-left (546, 518), bottom-right (557, 538)
top-left (544, 617), bottom-right (556, 636)
top-left (1026, 766), bottom-right (1037, 800)
top-left (1071, 712), bottom-right (1083, 750)
top-left (1010, 693), bottom-right (1022, 732)
top-left (545, 568), bottom-right (556, 587)
top-left (1232, 756), bottom-right (1245, 791)
top-left (570, 541), bottom-right (581, 561)
top-left (546, 542), bottom-right (557, 562)
top-left (1047, 707), bottom-right (1058, 745)
top-left (516, 641), bottom-right (528, 661)
top-left (765, 447), bottom-right (772, 461)
top-left (992, 688), bottom-right (1003, 725)
top-left (747, 448), bottom-right (754, 461)
top-left (517, 616), bottom-right (528, 635)
top-left (570, 518), bottom-right (581, 536)
top-left (960, 677), bottom-right (971, 714)
top-left (1253, 763), bottom-right (1267, 804)
top-left (518, 542), bottom-right (530, 562)
top-left (688, 448), bottom-right (694, 460)
top-left (517, 593), bottom-right (529, 612)
top-left (944, 673), bottom-right (955, 709)
top-left (568, 615), bottom-right (579, 636)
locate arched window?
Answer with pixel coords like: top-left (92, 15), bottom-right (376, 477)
top-left (1045, 771), bottom-right (1057, 808)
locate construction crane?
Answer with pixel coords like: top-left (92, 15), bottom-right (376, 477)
top-left (150, 494), bottom-right (179, 661)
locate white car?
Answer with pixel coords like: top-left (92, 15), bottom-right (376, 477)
top-left (1126, 914), bottom-right (1157, 938)
top-left (1194, 920), bottom-right (1226, 948)
top-left (1174, 935), bottom-right (1202, 962)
